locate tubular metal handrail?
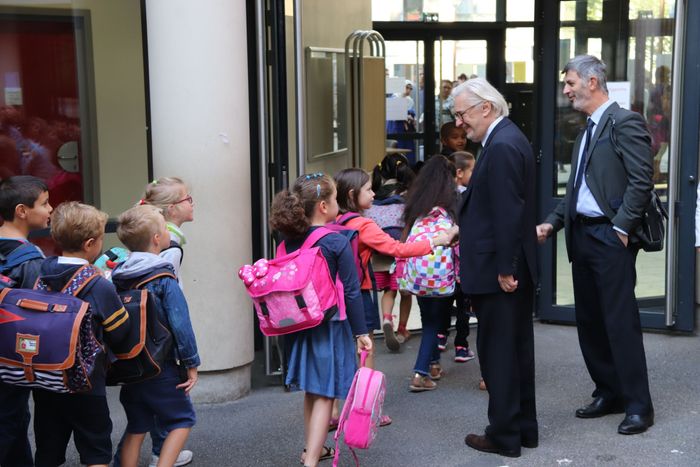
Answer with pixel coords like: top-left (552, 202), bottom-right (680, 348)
top-left (345, 30), bottom-right (385, 168)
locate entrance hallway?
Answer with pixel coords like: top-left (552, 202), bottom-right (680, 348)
top-left (53, 322), bottom-right (699, 466)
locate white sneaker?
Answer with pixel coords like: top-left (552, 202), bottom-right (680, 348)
top-left (149, 449), bottom-right (193, 467)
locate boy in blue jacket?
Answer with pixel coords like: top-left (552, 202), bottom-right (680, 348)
top-left (33, 201), bottom-right (131, 467)
top-left (112, 205), bottom-right (200, 467)
top-left (0, 176), bottom-right (51, 466)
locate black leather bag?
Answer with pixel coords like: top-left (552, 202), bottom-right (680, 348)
top-left (633, 190), bottom-right (667, 252)
top-left (610, 112), bottom-right (668, 252)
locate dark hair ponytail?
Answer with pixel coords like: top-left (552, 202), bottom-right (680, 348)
top-left (402, 155), bottom-right (456, 235)
top-left (372, 153), bottom-right (415, 196)
top-left (269, 173), bottom-right (334, 238)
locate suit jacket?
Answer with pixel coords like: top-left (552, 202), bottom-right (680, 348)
top-left (459, 118), bottom-right (538, 294)
top-left (544, 102), bottom-right (654, 260)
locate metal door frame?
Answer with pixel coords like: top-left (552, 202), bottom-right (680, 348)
top-left (536, 0), bottom-right (699, 332)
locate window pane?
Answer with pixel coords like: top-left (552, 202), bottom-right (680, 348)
top-left (372, 0), bottom-right (496, 22)
top-left (560, 1), bottom-right (576, 22)
top-left (506, 0), bottom-right (534, 22)
top-left (385, 40), bottom-right (424, 163)
top-left (629, 0), bottom-right (675, 20)
top-left (506, 28), bottom-right (534, 83)
top-left (587, 0), bottom-right (603, 21)
top-left (554, 0), bottom-right (674, 304)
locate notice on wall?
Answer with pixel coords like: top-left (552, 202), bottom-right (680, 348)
top-left (5, 87), bottom-right (22, 105)
top-left (608, 81), bottom-right (631, 110)
top-left (4, 71), bottom-right (22, 105)
top-left (386, 77), bottom-right (405, 95)
top-left (386, 96), bottom-right (409, 120)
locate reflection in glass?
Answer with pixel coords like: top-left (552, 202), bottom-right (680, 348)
top-left (371, 0), bottom-right (496, 22)
top-left (505, 28), bottom-right (534, 83)
top-left (0, 15), bottom-right (84, 209)
top-left (507, 0), bottom-right (534, 22)
top-left (305, 48), bottom-right (347, 160)
top-left (385, 41), bottom-right (424, 162)
top-left (554, 0), bottom-right (675, 304)
top-left (629, 0), bottom-right (675, 20)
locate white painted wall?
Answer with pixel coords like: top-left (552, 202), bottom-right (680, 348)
top-left (145, 0), bottom-right (252, 401)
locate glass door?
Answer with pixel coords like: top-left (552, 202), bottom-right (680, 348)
top-left (539, 0), bottom-right (693, 331)
top-left (384, 40), bottom-right (424, 164)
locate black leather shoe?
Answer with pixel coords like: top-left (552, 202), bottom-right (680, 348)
top-left (521, 438), bottom-right (538, 449)
top-left (465, 433), bottom-right (521, 458)
top-left (618, 413), bottom-right (654, 435)
top-left (575, 397), bottom-right (625, 418)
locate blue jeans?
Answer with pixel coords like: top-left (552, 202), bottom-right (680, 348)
top-left (0, 383), bottom-right (33, 467)
top-left (413, 296), bottom-right (452, 375)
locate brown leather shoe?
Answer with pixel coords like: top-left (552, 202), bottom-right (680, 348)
top-left (464, 433), bottom-right (520, 458)
top-left (409, 373), bottom-right (437, 392)
top-left (479, 378), bottom-right (487, 391)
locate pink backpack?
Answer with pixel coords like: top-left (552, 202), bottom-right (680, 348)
top-left (325, 212), bottom-right (364, 283)
top-left (238, 228), bottom-right (346, 336)
top-left (333, 351), bottom-right (386, 467)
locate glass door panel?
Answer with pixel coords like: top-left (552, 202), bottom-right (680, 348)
top-left (551, 0), bottom-right (676, 322)
top-left (433, 39), bottom-right (487, 152)
top-left (385, 40), bottom-right (424, 163)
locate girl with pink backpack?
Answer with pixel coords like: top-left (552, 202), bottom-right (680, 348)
top-left (269, 173), bottom-right (372, 467)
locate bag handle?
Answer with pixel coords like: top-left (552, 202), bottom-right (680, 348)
top-left (360, 350), bottom-right (369, 367)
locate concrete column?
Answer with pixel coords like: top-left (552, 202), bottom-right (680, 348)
top-left (145, 0), bottom-right (252, 402)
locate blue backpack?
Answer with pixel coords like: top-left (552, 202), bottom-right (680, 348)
top-left (0, 242), bottom-right (45, 290)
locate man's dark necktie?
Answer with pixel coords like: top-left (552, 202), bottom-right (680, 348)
top-left (569, 117), bottom-right (595, 220)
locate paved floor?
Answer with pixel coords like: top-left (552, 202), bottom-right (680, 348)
top-left (40, 321), bottom-right (700, 466)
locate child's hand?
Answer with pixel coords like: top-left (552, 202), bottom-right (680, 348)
top-left (432, 231), bottom-right (450, 247)
top-left (356, 335), bottom-right (373, 353)
top-left (446, 225), bottom-right (459, 245)
top-left (176, 367), bottom-right (198, 395)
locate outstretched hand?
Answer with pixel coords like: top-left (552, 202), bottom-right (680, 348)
top-left (536, 223), bottom-right (553, 244)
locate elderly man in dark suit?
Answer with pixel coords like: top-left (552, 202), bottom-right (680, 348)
top-left (536, 55), bottom-right (654, 435)
top-left (454, 78), bottom-right (538, 458)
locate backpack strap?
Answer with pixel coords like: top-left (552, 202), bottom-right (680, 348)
top-left (133, 268), bottom-right (177, 289)
top-left (34, 264), bottom-right (102, 297)
top-left (337, 212), bottom-right (360, 226)
top-left (275, 227), bottom-right (336, 258)
top-left (162, 240), bottom-right (184, 266)
top-left (0, 242), bottom-right (45, 274)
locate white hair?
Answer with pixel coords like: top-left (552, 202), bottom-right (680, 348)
top-left (452, 77), bottom-right (509, 117)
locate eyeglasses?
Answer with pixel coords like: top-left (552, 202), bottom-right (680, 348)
top-left (174, 195), bottom-right (193, 205)
top-left (454, 101), bottom-right (483, 122)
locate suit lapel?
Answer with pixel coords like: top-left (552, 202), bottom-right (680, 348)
top-left (583, 102), bottom-right (619, 171)
top-left (460, 118), bottom-right (509, 213)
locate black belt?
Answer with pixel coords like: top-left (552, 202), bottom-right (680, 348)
top-left (575, 215), bottom-right (610, 225)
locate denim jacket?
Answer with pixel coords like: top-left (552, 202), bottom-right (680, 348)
top-left (145, 275), bottom-right (200, 368)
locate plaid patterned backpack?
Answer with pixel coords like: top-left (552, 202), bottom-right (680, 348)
top-left (398, 207), bottom-right (455, 296)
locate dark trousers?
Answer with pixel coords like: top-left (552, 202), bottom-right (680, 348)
top-left (570, 222), bottom-right (653, 415)
top-left (471, 270), bottom-right (537, 453)
top-left (0, 383), bottom-right (33, 467)
top-left (413, 296), bottom-right (452, 375)
top-left (438, 286), bottom-right (471, 348)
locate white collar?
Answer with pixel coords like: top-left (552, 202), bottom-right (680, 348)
top-left (482, 116), bottom-right (505, 147)
top-left (57, 256), bottom-right (89, 265)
